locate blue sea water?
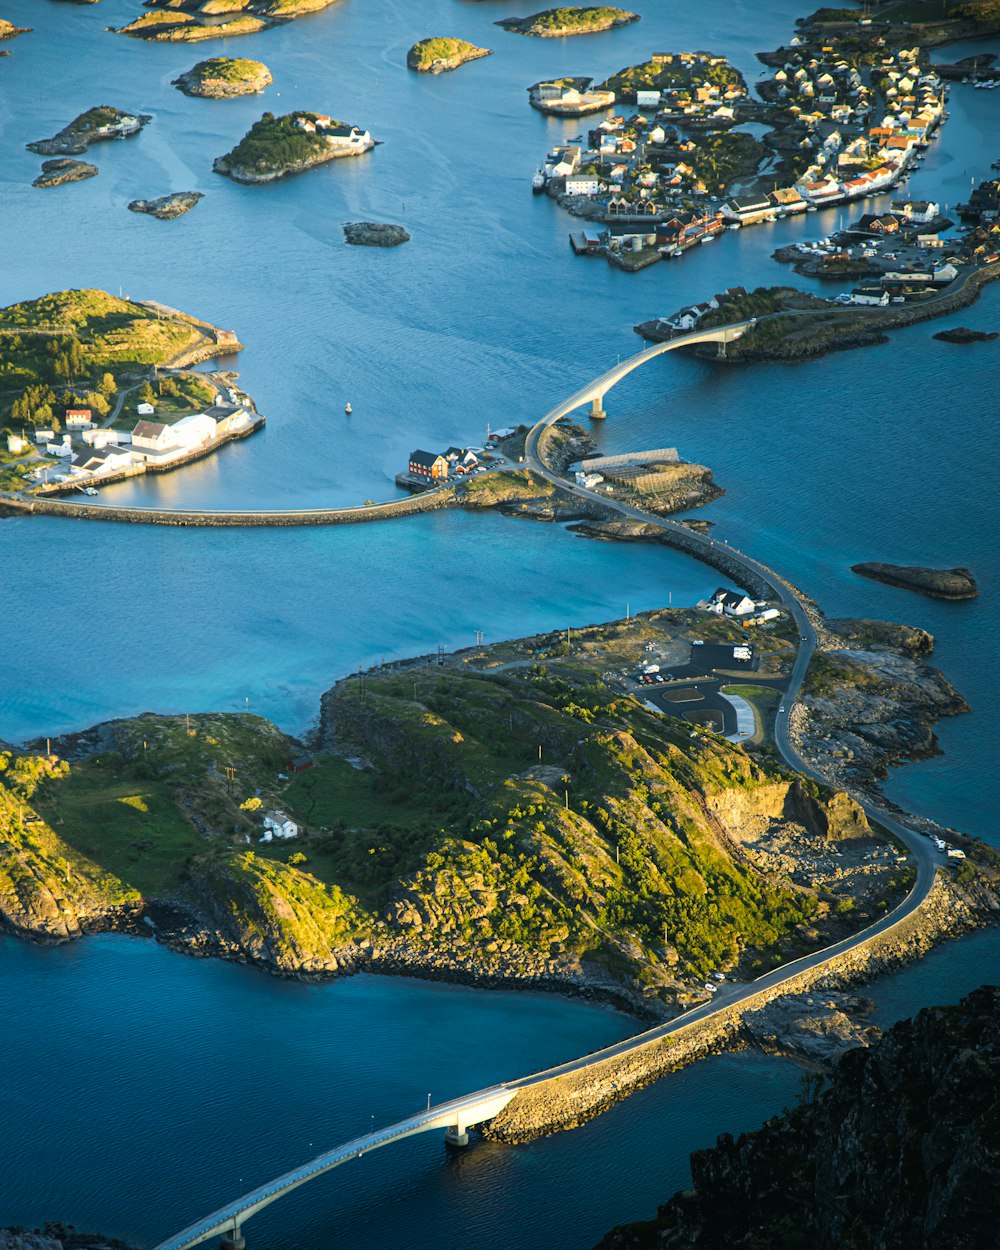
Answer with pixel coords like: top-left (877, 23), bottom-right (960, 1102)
top-left (0, 2), bottom-right (998, 1246)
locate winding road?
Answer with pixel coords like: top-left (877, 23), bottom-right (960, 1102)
top-left (148, 321), bottom-right (948, 1250)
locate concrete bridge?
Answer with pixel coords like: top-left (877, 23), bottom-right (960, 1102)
top-left (544, 318), bottom-right (751, 420)
top-left (151, 1085), bottom-right (516, 1250)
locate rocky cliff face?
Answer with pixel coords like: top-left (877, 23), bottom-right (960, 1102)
top-left (594, 985), bottom-right (1000, 1250)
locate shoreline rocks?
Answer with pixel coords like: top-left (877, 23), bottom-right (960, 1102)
top-left (343, 222), bottom-right (410, 247)
top-left (851, 562), bottom-right (979, 601)
top-left (33, 158), bottom-right (98, 188)
top-left (127, 192), bottom-right (203, 220)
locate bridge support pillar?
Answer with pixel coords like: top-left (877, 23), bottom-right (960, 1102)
top-left (716, 339), bottom-right (727, 360)
top-left (220, 1233), bottom-right (245, 1250)
top-left (445, 1124), bottom-right (470, 1148)
top-left (589, 396), bottom-right (606, 420)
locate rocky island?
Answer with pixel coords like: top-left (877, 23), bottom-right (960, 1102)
top-left (172, 57), bottom-right (273, 98)
top-left (343, 222), bottom-right (410, 246)
top-left (115, 0), bottom-right (339, 42)
top-left (407, 37), bottom-right (492, 73)
top-left (933, 325), bottom-right (998, 343)
top-left (214, 111), bottom-right (375, 184)
top-left (128, 192), bottom-right (204, 220)
top-left (27, 106), bottom-right (151, 157)
top-left (496, 6), bottom-right (639, 37)
top-left (32, 158), bottom-right (98, 188)
top-left (0, 18), bottom-right (30, 42)
top-left (851, 563), bottom-right (979, 601)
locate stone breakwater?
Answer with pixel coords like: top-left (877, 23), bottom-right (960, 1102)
top-left (484, 874), bottom-right (996, 1143)
top-left (0, 479), bottom-right (460, 526)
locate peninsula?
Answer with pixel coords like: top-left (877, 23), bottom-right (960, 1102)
top-left (172, 57), bottom-right (273, 98)
top-left (496, 7), bottom-right (639, 37)
top-left (407, 37), bottom-right (491, 73)
top-left (27, 106), bottom-right (150, 157)
top-left (0, 288), bottom-right (254, 496)
top-left (1, 596), bottom-right (992, 1025)
top-left (214, 111), bottom-right (375, 183)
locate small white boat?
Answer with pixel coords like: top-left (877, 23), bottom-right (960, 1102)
top-left (345, 402), bottom-right (352, 415)
top-left (532, 169), bottom-right (546, 194)
top-left (699, 234), bottom-right (716, 244)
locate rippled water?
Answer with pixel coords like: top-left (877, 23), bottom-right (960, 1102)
top-left (0, 3), bottom-right (997, 1245)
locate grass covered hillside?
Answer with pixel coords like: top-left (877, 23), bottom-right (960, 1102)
top-left (2, 614), bottom-right (918, 1003)
top-left (173, 56), bottom-right (273, 97)
top-left (0, 289), bottom-right (209, 432)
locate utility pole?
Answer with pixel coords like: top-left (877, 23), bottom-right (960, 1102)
top-left (626, 602), bottom-right (630, 621)
top-left (538, 744), bottom-right (543, 762)
top-left (564, 789), bottom-right (569, 810)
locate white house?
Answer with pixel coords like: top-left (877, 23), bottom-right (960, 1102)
top-left (262, 811), bottom-right (300, 841)
top-left (34, 429), bottom-right (55, 444)
top-left (564, 175), bottom-right (600, 196)
top-left (46, 435), bottom-right (73, 458)
top-left (83, 427), bottom-right (127, 448)
top-left (73, 447), bottom-right (134, 475)
top-left (707, 587), bottom-right (756, 617)
top-left (6, 433), bottom-right (28, 454)
top-left (170, 412), bottom-right (217, 449)
top-left (137, 401), bottom-right (156, 417)
top-left (636, 90), bottom-right (661, 110)
top-left (850, 288), bottom-right (890, 305)
top-left (65, 408), bottom-right (93, 430)
top-left (131, 419), bottom-right (175, 452)
top-left (325, 124), bottom-right (372, 150)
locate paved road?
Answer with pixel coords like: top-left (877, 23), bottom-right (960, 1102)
top-left (146, 315), bottom-right (949, 1250)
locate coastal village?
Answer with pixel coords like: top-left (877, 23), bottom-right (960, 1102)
top-left (5, 372), bottom-right (261, 494)
top-left (532, 19), bottom-right (958, 270)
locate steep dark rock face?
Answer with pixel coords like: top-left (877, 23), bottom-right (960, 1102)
top-left (594, 985), bottom-right (1000, 1250)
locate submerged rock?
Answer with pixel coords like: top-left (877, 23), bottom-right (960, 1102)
top-left (343, 221), bottom-right (410, 247)
top-left (33, 158), bottom-right (98, 188)
top-left (127, 192), bottom-right (203, 220)
top-left (851, 562), bottom-right (979, 601)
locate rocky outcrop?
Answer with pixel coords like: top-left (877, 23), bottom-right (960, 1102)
top-left (740, 991), bottom-right (880, 1066)
top-left (172, 57), bottom-right (272, 98)
top-left (127, 192), bottom-right (203, 220)
top-left (0, 1228), bottom-right (135, 1250)
top-left (343, 222), bottom-right (410, 246)
top-left (851, 562), bottom-right (979, 601)
top-left (406, 37), bottom-right (492, 73)
top-left (0, 20), bottom-right (30, 40)
top-left (27, 107), bottom-right (150, 156)
top-left (796, 634), bottom-right (971, 790)
top-left (933, 325), bottom-right (998, 343)
top-left (115, 0), bottom-right (339, 41)
top-left (592, 985), bottom-right (1000, 1250)
top-left (32, 158), bottom-right (98, 188)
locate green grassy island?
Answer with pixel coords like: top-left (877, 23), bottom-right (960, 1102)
top-left (496, 6), bottom-right (639, 37)
top-left (407, 37), bottom-right (492, 73)
top-left (172, 57), bottom-right (273, 98)
top-left (213, 111), bottom-right (375, 183)
top-left (0, 611), bottom-right (932, 1006)
top-left (116, 0), bottom-right (339, 41)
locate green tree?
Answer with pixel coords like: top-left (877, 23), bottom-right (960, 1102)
top-left (98, 372), bottom-right (117, 397)
top-left (138, 380), bottom-right (155, 405)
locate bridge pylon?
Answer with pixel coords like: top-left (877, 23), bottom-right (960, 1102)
top-left (589, 396), bottom-right (606, 420)
top-left (220, 1227), bottom-right (245, 1250)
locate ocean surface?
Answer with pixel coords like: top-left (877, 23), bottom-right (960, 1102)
top-left (0, 2), bottom-right (997, 1247)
